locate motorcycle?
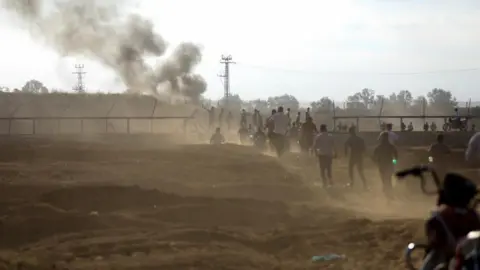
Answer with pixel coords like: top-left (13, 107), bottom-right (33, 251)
top-left (397, 166), bottom-right (480, 270)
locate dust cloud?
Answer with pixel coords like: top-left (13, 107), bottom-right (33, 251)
top-left (0, 0), bottom-right (207, 103)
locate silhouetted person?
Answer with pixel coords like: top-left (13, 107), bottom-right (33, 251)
top-left (266, 109), bottom-right (276, 138)
top-left (299, 116), bottom-right (317, 153)
top-left (408, 122), bottom-right (414, 132)
top-left (431, 122), bottom-right (437, 132)
top-left (373, 132), bottom-right (398, 199)
top-left (269, 106), bottom-right (290, 157)
top-left (252, 109), bottom-right (258, 128)
top-left (240, 109), bottom-right (247, 128)
top-left (238, 125), bottom-right (249, 144)
top-left (305, 107), bottom-right (311, 121)
top-left (379, 123), bottom-right (399, 145)
top-left (424, 122), bottom-right (429, 132)
top-left (428, 133), bottom-right (451, 179)
top-left (208, 107), bottom-right (215, 128)
top-left (295, 112), bottom-right (301, 126)
top-left (210, 127), bottom-right (225, 145)
top-left (345, 126), bottom-right (367, 189)
top-left (313, 124), bottom-right (336, 187)
top-left (286, 108), bottom-right (291, 127)
top-left (253, 127), bottom-right (267, 151)
top-left (400, 121), bottom-right (406, 132)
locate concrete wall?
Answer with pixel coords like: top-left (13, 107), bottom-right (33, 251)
top-left (0, 93), bottom-right (205, 134)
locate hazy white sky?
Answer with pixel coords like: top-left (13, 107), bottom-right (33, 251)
top-left (1, 0), bottom-right (480, 102)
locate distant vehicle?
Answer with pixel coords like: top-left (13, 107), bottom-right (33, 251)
top-left (442, 108), bottom-right (469, 131)
top-left (443, 117), bottom-right (468, 131)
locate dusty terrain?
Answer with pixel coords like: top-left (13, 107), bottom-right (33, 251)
top-left (0, 133), bottom-right (454, 270)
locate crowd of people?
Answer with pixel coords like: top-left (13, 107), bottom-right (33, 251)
top-left (207, 106), bottom-right (480, 269)
top-left (208, 106), bottom-right (480, 198)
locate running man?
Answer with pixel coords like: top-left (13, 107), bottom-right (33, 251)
top-left (378, 123), bottom-right (399, 145)
top-left (373, 132), bottom-right (398, 199)
top-left (210, 127), bottom-right (225, 145)
top-left (345, 126), bottom-right (367, 189)
top-left (269, 106), bottom-right (290, 157)
top-left (428, 133), bottom-right (451, 179)
top-left (299, 116), bottom-right (317, 153)
top-left (312, 124), bottom-right (336, 187)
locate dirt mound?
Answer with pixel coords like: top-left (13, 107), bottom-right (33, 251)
top-left (0, 136), bottom-right (432, 269)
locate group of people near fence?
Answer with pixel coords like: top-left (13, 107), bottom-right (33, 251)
top-left (209, 107), bottom-right (480, 200)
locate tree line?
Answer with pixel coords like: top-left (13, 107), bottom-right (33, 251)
top-left (1, 79), bottom-right (475, 116)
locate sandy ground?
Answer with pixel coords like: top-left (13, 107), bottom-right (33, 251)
top-left (0, 133), bottom-right (447, 270)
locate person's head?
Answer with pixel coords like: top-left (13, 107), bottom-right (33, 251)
top-left (292, 122), bottom-right (296, 127)
top-left (320, 124), bottom-right (327, 132)
top-left (211, 106), bottom-right (215, 110)
top-left (287, 108), bottom-right (291, 112)
top-left (297, 112), bottom-right (301, 115)
top-left (349, 126), bottom-right (356, 135)
top-left (215, 127), bottom-right (221, 133)
top-left (307, 107), bottom-right (310, 111)
top-left (278, 106), bottom-right (284, 113)
top-left (271, 109), bottom-right (276, 115)
top-left (379, 131), bottom-right (389, 143)
top-left (242, 109), bottom-right (245, 112)
top-left (386, 123), bottom-right (393, 131)
top-left (437, 133), bottom-right (444, 143)
top-left (438, 173), bottom-right (478, 208)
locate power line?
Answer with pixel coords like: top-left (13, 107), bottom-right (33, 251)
top-left (72, 64), bottom-right (86, 93)
top-left (219, 55), bottom-right (235, 108)
top-left (235, 62), bottom-right (480, 76)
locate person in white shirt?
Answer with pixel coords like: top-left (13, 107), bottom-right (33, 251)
top-left (313, 124), bottom-right (336, 187)
top-left (269, 106), bottom-right (290, 157)
top-left (466, 132), bottom-right (480, 164)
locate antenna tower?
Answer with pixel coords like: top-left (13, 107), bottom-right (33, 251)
top-left (73, 64), bottom-right (86, 93)
top-left (219, 55), bottom-right (235, 108)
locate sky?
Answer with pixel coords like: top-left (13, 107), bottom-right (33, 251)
top-left (1, 0), bottom-right (480, 103)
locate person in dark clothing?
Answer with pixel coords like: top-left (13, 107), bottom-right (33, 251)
top-left (240, 109), bottom-right (247, 128)
top-left (428, 133), bottom-right (451, 179)
top-left (238, 125), bottom-right (249, 144)
top-left (210, 127), bottom-right (225, 145)
top-left (299, 116), bottom-right (317, 153)
top-left (253, 127), bottom-right (267, 150)
top-left (266, 109), bottom-right (276, 149)
top-left (295, 112), bottom-right (301, 126)
top-left (207, 106), bottom-right (215, 129)
top-left (421, 173), bottom-right (480, 270)
top-left (373, 132), bottom-right (398, 199)
top-left (345, 126), bottom-right (367, 189)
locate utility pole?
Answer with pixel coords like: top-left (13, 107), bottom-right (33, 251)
top-left (73, 64), bottom-right (86, 93)
top-left (219, 55), bottom-right (235, 108)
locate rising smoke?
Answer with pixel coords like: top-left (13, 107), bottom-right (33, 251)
top-left (0, 0), bottom-right (207, 103)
